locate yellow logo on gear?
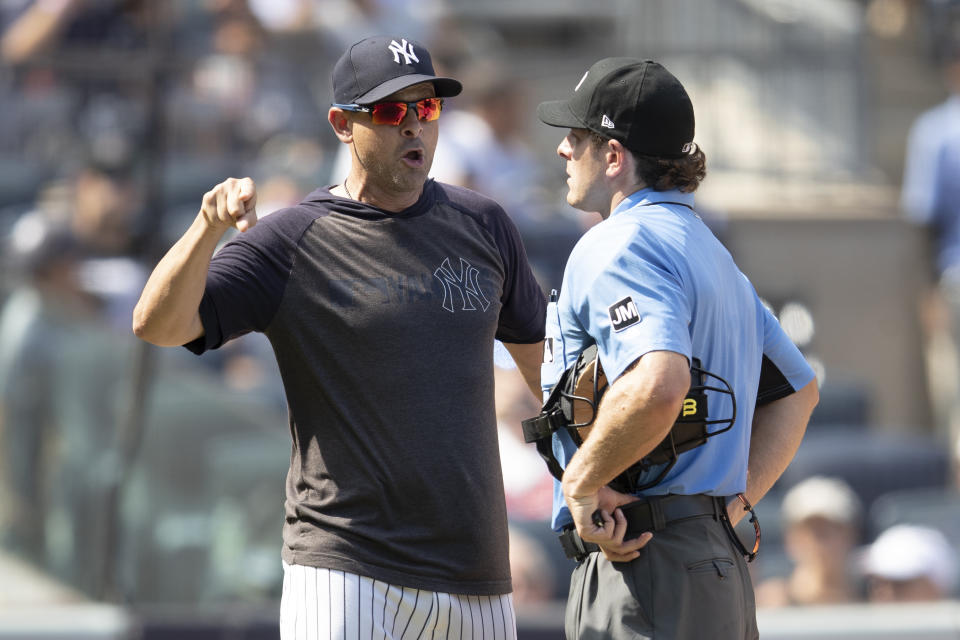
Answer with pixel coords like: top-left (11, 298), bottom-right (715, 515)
top-left (682, 398), bottom-right (698, 417)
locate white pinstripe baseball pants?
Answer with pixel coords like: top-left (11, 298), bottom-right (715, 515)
top-left (280, 562), bottom-right (518, 640)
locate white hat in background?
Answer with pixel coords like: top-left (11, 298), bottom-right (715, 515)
top-left (781, 475), bottom-right (863, 526)
top-left (862, 524), bottom-right (959, 594)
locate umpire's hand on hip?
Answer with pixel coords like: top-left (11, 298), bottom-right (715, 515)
top-left (565, 486), bottom-right (653, 563)
top-left (201, 177), bottom-right (258, 233)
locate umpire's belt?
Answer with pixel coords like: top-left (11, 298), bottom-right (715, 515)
top-left (558, 494), bottom-right (723, 562)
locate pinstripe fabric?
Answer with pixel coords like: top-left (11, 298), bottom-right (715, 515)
top-left (281, 562), bottom-right (517, 640)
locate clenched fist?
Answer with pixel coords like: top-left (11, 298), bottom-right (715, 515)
top-left (200, 177), bottom-right (258, 232)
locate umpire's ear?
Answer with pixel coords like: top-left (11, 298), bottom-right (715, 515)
top-left (328, 107), bottom-right (354, 144)
top-left (603, 138), bottom-right (630, 180)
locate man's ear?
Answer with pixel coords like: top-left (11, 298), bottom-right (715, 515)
top-left (604, 139), bottom-right (629, 179)
top-left (328, 108), bottom-right (353, 143)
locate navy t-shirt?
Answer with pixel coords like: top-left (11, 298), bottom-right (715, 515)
top-left (186, 180), bottom-right (545, 595)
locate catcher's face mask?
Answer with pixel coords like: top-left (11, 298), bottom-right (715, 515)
top-left (522, 345), bottom-right (736, 492)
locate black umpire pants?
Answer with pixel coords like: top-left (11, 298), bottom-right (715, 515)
top-left (564, 507), bottom-right (758, 640)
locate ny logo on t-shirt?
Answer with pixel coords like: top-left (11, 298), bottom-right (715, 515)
top-left (609, 296), bottom-right (641, 331)
top-left (434, 257), bottom-right (491, 313)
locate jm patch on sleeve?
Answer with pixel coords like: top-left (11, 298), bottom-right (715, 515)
top-left (609, 296), bottom-right (641, 331)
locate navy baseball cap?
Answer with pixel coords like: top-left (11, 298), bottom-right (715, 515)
top-left (537, 58), bottom-right (695, 158)
top-left (333, 36), bottom-right (462, 106)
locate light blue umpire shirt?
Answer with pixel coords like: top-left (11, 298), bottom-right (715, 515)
top-left (543, 187), bottom-right (816, 531)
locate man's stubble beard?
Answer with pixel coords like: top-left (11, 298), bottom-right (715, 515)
top-left (355, 144), bottom-right (432, 195)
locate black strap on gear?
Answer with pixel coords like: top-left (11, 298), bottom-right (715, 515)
top-left (521, 344), bottom-right (603, 482)
top-left (521, 346), bottom-right (737, 493)
top-left (521, 346), bottom-right (595, 481)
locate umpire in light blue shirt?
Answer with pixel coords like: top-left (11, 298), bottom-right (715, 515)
top-left (534, 58), bottom-right (820, 639)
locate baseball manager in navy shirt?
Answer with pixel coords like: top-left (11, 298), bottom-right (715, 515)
top-left (133, 35), bottom-right (545, 640)
top-left (530, 58), bottom-right (819, 639)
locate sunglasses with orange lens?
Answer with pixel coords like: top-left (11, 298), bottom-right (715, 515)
top-left (333, 97), bottom-right (443, 126)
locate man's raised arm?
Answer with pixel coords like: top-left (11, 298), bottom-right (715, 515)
top-left (132, 177), bottom-right (257, 346)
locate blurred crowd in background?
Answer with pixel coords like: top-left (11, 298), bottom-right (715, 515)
top-left (2, 0), bottom-right (960, 628)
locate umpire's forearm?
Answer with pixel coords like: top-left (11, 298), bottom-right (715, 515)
top-left (132, 214), bottom-right (224, 346)
top-left (562, 351), bottom-right (689, 499)
top-left (733, 379), bottom-right (818, 522)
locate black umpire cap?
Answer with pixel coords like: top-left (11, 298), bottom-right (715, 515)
top-left (333, 36), bottom-right (463, 106)
top-left (537, 58), bottom-right (695, 159)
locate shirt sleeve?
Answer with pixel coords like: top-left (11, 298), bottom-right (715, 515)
top-left (489, 206), bottom-right (546, 344)
top-left (756, 302), bottom-right (816, 401)
top-left (572, 237), bottom-right (692, 383)
top-left (183, 209), bottom-right (312, 354)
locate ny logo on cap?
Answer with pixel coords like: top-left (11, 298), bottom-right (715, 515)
top-left (388, 39), bottom-right (419, 65)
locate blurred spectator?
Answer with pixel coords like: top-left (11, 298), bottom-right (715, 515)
top-left (755, 476), bottom-right (863, 607)
top-left (431, 60), bottom-right (551, 229)
top-left (0, 211), bottom-right (95, 568)
top-left (70, 164), bottom-right (138, 253)
top-left (862, 524), bottom-right (959, 602)
top-left (902, 41), bottom-right (960, 435)
top-left (507, 525), bottom-right (556, 605)
top-left (247, 0), bottom-right (444, 50)
top-left (253, 135), bottom-right (328, 202)
top-left (219, 332), bottom-right (286, 412)
top-left (0, 213), bottom-right (77, 540)
top-left (1, 0), bottom-right (147, 65)
top-left (1, 0), bottom-right (155, 169)
top-left (0, 185), bottom-right (143, 593)
top-left (1, 0), bottom-right (80, 65)
top-left (170, 1), bottom-right (290, 149)
top-left (66, 164), bottom-right (147, 330)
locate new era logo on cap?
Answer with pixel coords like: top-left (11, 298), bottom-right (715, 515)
top-left (536, 57), bottom-right (695, 158)
top-left (609, 296), bottom-right (641, 331)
